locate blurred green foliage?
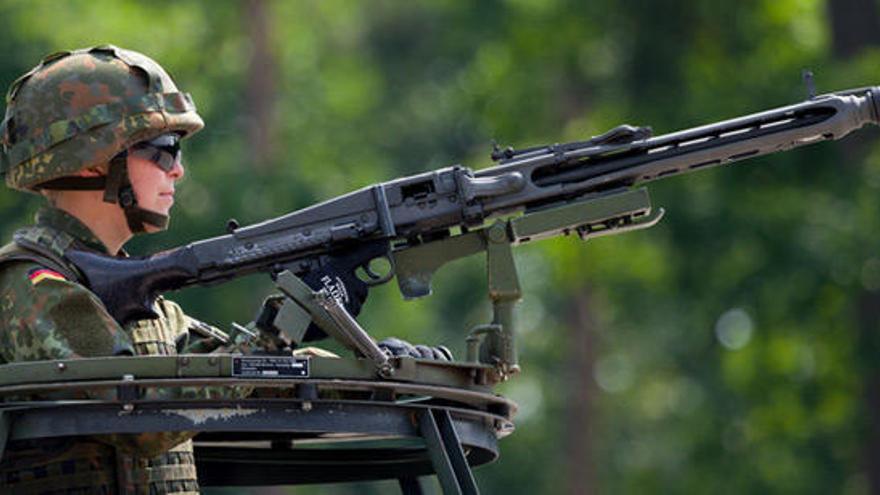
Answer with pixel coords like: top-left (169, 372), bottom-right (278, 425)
top-left (2, 0), bottom-right (879, 493)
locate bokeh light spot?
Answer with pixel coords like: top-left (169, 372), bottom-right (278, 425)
top-left (715, 308), bottom-right (754, 350)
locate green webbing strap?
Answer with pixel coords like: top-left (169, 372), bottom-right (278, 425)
top-left (13, 224), bottom-right (76, 257)
top-left (8, 237), bottom-right (82, 283)
top-left (35, 176), bottom-right (107, 191)
top-left (0, 227), bottom-right (84, 283)
top-left (103, 153), bottom-right (128, 204)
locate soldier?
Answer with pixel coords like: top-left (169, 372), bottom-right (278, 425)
top-left (0, 45), bottom-right (450, 494)
top-left (0, 45), bottom-right (260, 494)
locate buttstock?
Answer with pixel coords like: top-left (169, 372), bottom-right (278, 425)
top-left (65, 248), bottom-right (199, 326)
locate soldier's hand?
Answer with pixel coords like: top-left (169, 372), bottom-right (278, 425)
top-left (301, 255), bottom-right (371, 342)
top-left (303, 262), bottom-right (369, 315)
top-left (377, 337), bottom-right (453, 361)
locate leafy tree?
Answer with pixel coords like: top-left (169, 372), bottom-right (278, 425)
top-left (1, 1), bottom-right (878, 493)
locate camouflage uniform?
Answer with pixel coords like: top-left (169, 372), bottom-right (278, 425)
top-left (0, 46), bottom-right (225, 494)
top-left (0, 206), bottom-right (230, 493)
top-left (0, 208), bottom-right (132, 363)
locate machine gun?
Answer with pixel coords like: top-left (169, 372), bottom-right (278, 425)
top-left (62, 82), bottom-right (880, 381)
top-left (5, 80), bottom-right (880, 495)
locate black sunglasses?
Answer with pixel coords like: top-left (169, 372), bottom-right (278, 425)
top-left (130, 133), bottom-right (182, 172)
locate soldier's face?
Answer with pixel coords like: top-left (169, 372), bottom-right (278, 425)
top-left (128, 148), bottom-right (185, 232)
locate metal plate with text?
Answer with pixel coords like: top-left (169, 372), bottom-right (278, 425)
top-left (232, 356), bottom-right (310, 378)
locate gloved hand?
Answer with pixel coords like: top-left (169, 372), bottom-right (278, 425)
top-left (300, 250), bottom-right (372, 341)
top-left (377, 337), bottom-right (453, 361)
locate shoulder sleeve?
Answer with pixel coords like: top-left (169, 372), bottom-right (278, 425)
top-left (0, 261), bottom-right (135, 362)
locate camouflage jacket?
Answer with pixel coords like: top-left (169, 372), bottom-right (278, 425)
top-left (0, 207), bottom-right (243, 494)
top-left (0, 208), bottom-right (134, 363)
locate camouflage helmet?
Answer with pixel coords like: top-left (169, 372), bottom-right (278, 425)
top-left (0, 45), bottom-right (203, 192)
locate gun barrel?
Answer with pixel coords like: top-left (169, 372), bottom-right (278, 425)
top-left (477, 87), bottom-right (880, 214)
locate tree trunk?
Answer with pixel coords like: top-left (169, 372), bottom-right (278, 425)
top-left (564, 288), bottom-right (599, 494)
top-left (826, 3), bottom-right (880, 491)
top-left (858, 291), bottom-right (880, 495)
top-left (828, 0), bottom-right (880, 59)
top-left (243, 0), bottom-right (277, 169)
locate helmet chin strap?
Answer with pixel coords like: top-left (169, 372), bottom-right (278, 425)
top-left (37, 152), bottom-right (169, 233)
top-left (103, 152), bottom-right (169, 233)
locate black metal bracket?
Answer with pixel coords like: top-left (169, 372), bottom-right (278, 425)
top-left (399, 476), bottom-right (427, 494)
top-left (0, 410), bottom-right (8, 462)
top-left (419, 408), bottom-right (480, 495)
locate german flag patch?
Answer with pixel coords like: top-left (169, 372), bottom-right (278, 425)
top-left (28, 267), bottom-right (67, 285)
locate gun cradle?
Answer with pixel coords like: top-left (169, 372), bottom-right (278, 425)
top-left (393, 187), bottom-right (661, 299)
top-left (391, 188), bottom-right (662, 380)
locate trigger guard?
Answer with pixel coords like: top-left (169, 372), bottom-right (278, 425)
top-left (361, 256), bottom-right (394, 286)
